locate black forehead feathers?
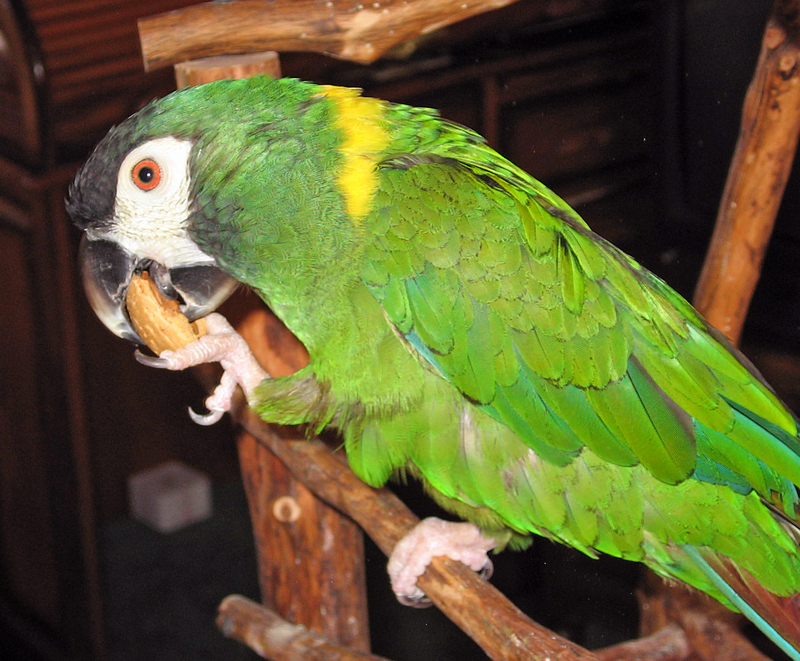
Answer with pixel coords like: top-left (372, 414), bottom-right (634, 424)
top-left (66, 78), bottom-right (322, 231)
top-left (66, 102), bottom-right (165, 231)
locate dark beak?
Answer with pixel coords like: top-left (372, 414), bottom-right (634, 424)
top-left (79, 236), bottom-right (238, 345)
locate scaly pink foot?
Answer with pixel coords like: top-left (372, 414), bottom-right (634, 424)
top-left (388, 517), bottom-right (497, 606)
top-left (135, 312), bottom-right (269, 425)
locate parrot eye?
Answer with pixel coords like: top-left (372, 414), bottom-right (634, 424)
top-left (131, 159), bottom-right (162, 191)
top-left (115, 137), bottom-right (193, 220)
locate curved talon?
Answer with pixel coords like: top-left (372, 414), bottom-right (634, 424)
top-left (479, 558), bottom-right (494, 581)
top-left (189, 406), bottom-right (225, 426)
top-left (134, 348), bottom-right (169, 368)
top-left (397, 593), bottom-right (433, 609)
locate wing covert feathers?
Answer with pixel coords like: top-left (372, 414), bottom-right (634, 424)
top-left (364, 151), bottom-right (799, 498)
top-left (322, 89), bottom-right (800, 654)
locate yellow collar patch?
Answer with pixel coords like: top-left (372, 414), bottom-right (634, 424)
top-left (317, 86), bottom-right (390, 222)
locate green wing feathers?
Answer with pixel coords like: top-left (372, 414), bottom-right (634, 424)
top-left (364, 149), bottom-right (798, 496)
top-left (357, 107), bottom-right (800, 636)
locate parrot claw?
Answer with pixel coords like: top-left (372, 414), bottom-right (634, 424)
top-left (397, 592), bottom-right (433, 608)
top-left (134, 313), bottom-right (269, 424)
top-left (134, 350), bottom-right (169, 369)
top-left (393, 557), bottom-right (495, 608)
top-left (189, 369), bottom-right (238, 425)
top-left (387, 517), bottom-right (497, 606)
top-left (189, 406), bottom-right (225, 426)
top-left (189, 406), bottom-right (225, 427)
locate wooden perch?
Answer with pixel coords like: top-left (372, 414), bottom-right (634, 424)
top-left (216, 593), bottom-right (728, 661)
top-left (233, 307), bottom-right (369, 651)
top-left (138, 0), bottom-right (520, 71)
top-left (693, 0), bottom-right (800, 343)
top-left (217, 595), bottom-right (389, 661)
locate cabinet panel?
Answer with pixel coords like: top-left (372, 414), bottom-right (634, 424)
top-left (0, 223), bottom-right (59, 628)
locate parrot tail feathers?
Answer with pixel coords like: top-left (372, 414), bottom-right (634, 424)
top-left (683, 545), bottom-right (800, 661)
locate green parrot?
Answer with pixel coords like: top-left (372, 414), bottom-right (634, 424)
top-left (69, 76), bottom-right (800, 657)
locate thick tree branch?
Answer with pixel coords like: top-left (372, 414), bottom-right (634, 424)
top-left (139, 0), bottom-right (520, 71)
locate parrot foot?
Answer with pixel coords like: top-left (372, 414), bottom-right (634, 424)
top-left (135, 313), bottom-right (269, 425)
top-left (387, 517), bottom-right (496, 608)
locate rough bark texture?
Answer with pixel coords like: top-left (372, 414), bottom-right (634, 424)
top-left (236, 432), bottom-right (370, 651)
top-left (139, 0), bottom-right (520, 70)
top-left (693, 0), bottom-right (800, 344)
top-left (234, 307), bottom-right (370, 652)
top-left (217, 595), bottom-right (388, 661)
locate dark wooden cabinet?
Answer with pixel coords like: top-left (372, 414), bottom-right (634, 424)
top-left (0, 159), bottom-right (106, 660)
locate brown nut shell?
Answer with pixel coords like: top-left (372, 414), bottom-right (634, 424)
top-left (126, 272), bottom-right (207, 354)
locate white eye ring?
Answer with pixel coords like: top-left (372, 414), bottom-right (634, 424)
top-left (116, 137), bottom-right (193, 207)
top-left (109, 136), bottom-right (212, 270)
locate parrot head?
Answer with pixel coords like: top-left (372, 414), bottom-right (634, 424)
top-left (68, 111), bottom-right (238, 344)
top-left (68, 76), bottom-right (362, 346)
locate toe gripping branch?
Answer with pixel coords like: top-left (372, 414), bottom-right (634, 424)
top-left (135, 312), bottom-right (269, 425)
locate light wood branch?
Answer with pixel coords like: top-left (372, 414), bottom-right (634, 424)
top-left (139, 0), bottom-right (520, 71)
top-left (217, 595), bottom-right (390, 660)
top-left (693, 0), bottom-right (800, 343)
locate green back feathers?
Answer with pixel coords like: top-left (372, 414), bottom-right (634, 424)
top-left (359, 94), bottom-right (800, 514)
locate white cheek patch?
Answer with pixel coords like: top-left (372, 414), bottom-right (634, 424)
top-left (111, 136), bottom-right (215, 268)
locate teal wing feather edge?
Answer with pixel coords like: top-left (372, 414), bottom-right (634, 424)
top-left (357, 112), bottom-right (800, 653)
